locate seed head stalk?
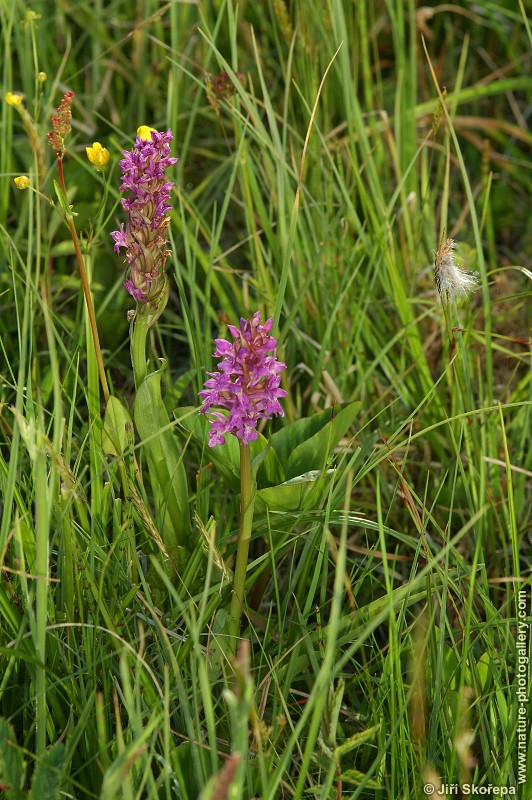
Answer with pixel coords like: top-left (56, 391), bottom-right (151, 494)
top-left (433, 234), bottom-right (479, 394)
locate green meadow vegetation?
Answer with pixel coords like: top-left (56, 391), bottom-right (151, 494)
top-left (1, 0), bottom-right (531, 798)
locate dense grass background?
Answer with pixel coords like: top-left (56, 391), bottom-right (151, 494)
top-left (1, 0), bottom-right (531, 798)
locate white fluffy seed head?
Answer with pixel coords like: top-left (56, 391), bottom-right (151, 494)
top-left (434, 237), bottom-right (479, 300)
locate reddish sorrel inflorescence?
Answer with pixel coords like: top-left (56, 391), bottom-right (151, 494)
top-left (111, 129), bottom-right (178, 305)
top-left (199, 312), bottom-right (287, 446)
top-left (47, 91), bottom-right (74, 158)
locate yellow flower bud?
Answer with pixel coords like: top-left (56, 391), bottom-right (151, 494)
top-left (86, 142), bottom-right (110, 167)
top-left (137, 125), bottom-right (157, 141)
top-left (5, 92), bottom-right (24, 107)
top-left (37, 72), bottom-right (47, 83)
top-left (14, 176), bottom-right (30, 190)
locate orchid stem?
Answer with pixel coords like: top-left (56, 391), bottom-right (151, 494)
top-left (131, 308), bottom-right (149, 389)
top-left (228, 442), bottom-right (255, 656)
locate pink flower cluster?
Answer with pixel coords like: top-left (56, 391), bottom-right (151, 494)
top-left (111, 129), bottom-right (177, 302)
top-left (199, 313), bottom-right (287, 446)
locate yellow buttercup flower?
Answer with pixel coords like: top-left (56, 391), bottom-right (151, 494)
top-left (14, 176), bottom-right (30, 189)
top-left (37, 72), bottom-right (47, 83)
top-left (137, 125), bottom-right (157, 141)
top-left (6, 92), bottom-right (24, 107)
top-left (86, 142), bottom-right (110, 167)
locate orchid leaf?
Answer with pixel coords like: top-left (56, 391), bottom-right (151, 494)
top-left (174, 407), bottom-right (284, 489)
top-left (135, 368), bottom-right (191, 552)
top-left (270, 402), bottom-right (361, 479)
top-left (256, 469), bottom-right (335, 512)
top-left (102, 395), bottom-right (133, 457)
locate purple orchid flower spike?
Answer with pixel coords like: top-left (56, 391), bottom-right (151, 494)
top-left (199, 312), bottom-right (287, 447)
top-left (111, 127), bottom-right (178, 317)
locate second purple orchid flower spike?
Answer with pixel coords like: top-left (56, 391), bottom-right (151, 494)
top-left (199, 312), bottom-right (287, 447)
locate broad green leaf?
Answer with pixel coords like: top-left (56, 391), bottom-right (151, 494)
top-left (255, 437), bottom-right (285, 486)
top-left (270, 402), bottom-right (361, 480)
top-left (102, 396), bottom-right (133, 457)
top-left (174, 407), bottom-right (284, 488)
top-left (174, 406), bottom-right (240, 490)
top-left (135, 367), bottom-right (191, 552)
top-left (0, 718), bottom-right (24, 798)
top-left (256, 469), bottom-right (335, 512)
top-left (175, 402), bottom-right (360, 491)
top-left (29, 741), bottom-right (65, 800)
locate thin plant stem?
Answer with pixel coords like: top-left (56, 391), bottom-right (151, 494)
top-left (57, 156), bottom-right (109, 404)
top-left (441, 297), bottom-right (456, 395)
top-left (34, 443), bottom-right (49, 757)
top-left (228, 442), bottom-right (255, 656)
